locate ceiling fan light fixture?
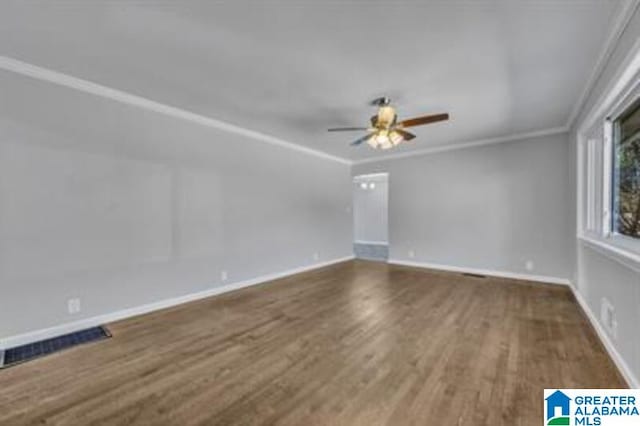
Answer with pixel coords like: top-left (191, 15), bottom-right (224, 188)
top-left (389, 130), bottom-right (404, 146)
top-left (376, 131), bottom-right (389, 144)
top-left (368, 130), bottom-right (394, 149)
top-left (328, 98), bottom-right (449, 149)
top-left (380, 141), bottom-right (394, 150)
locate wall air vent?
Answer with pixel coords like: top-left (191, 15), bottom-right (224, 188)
top-left (462, 273), bottom-right (487, 279)
top-left (600, 298), bottom-right (617, 339)
top-left (0, 326), bottom-right (111, 369)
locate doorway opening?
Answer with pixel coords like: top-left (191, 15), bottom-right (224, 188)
top-left (352, 173), bottom-right (389, 262)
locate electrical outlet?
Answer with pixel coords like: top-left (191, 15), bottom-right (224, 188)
top-left (221, 270), bottom-right (228, 282)
top-left (67, 298), bottom-right (81, 315)
top-left (313, 252), bottom-right (320, 261)
top-left (408, 250), bottom-right (415, 259)
top-left (525, 260), bottom-right (534, 271)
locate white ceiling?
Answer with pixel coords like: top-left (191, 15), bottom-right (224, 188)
top-left (0, 1), bottom-right (627, 161)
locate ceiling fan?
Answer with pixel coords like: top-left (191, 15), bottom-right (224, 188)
top-left (328, 97), bottom-right (449, 149)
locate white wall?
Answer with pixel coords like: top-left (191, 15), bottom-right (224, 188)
top-left (353, 133), bottom-right (572, 281)
top-left (0, 69), bottom-right (353, 342)
top-left (568, 4), bottom-right (640, 387)
top-left (352, 174), bottom-right (388, 244)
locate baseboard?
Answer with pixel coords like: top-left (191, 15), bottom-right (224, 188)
top-left (569, 285), bottom-right (639, 389)
top-left (0, 255), bottom-right (355, 350)
top-left (390, 258), bottom-right (638, 387)
top-left (388, 259), bottom-right (571, 286)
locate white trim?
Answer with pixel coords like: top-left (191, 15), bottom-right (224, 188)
top-left (352, 0), bottom-right (639, 164)
top-left (0, 256), bottom-right (354, 350)
top-left (354, 240), bottom-right (388, 246)
top-left (0, 55), bottom-right (580, 166)
top-left (586, 137), bottom-right (596, 232)
top-left (577, 137), bottom-right (586, 235)
top-left (352, 172), bottom-right (389, 181)
top-left (388, 258), bottom-right (571, 286)
top-left (0, 55), bottom-right (350, 166)
top-left (575, 36), bottom-right (640, 264)
top-left (1, 4), bottom-right (632, 169)
top-left (353, 126), bottom-right (568, 165)
top-left (569, 285), bottom-right (639, 388)
top-left (578, 235), bottom-right (640, 273)
top-left (577, 38), bottom-right (640, 136)
top-left (566, 0), bottom-right (640, 130)
top-left (390, 258), bottom-right (637, 387)
top-left (602, 119), bottom-right (613, 238)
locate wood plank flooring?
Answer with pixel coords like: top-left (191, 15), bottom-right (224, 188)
top-left (0, 260), bottom-right (625, 425)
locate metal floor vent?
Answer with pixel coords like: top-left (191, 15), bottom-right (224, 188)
top-left (462, 272), bottom-right (487, 279)
top-left (0, 326), bottom-right (111, 369)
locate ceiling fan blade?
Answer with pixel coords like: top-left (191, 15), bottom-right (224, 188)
top-left (328, 127), bottom-right (369, 132)
top-left (398, 113), bottom-right (449, 128)
top-left (351, 133), bottom-right (374, 146)
top-left (394, 129), bottom-right (416, 141)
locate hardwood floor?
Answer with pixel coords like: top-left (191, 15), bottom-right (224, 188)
top-left (0, 260), bottom-right (624, 425)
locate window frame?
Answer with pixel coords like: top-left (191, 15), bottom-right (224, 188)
top-left (580, 80), bottom-right (640, 266)
top-left (605, 85), bottom-right (640, 243)
top-left (576, 40), bottom-right (640, 271)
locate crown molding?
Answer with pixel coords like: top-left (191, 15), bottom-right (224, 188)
top-left (0, 55), bottom-right (351, 165)
top-left (577, 37), bottom-right (640, 137)
top-left (4, 0), bottom-right (631, 173)
top-left (352, 126), bottom-right (568, 165)
top-left (354, 0), bottom-right (639, 165)
top-left (565, 0), bottom-right (640, 130)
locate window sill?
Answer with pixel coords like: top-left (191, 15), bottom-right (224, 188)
top-left (578, 234), bottom-right (640, 272)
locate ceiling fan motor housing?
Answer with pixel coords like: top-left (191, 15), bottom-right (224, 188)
top-left (370, 96), bottom-right (391, 106)
top-left (377, 106), bottom-right (397, 128)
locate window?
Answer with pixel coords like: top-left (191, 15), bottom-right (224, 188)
top-left (612, 99), bottom-right (640, 239)
top-left (577, 45), bottom-right (640, 263)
